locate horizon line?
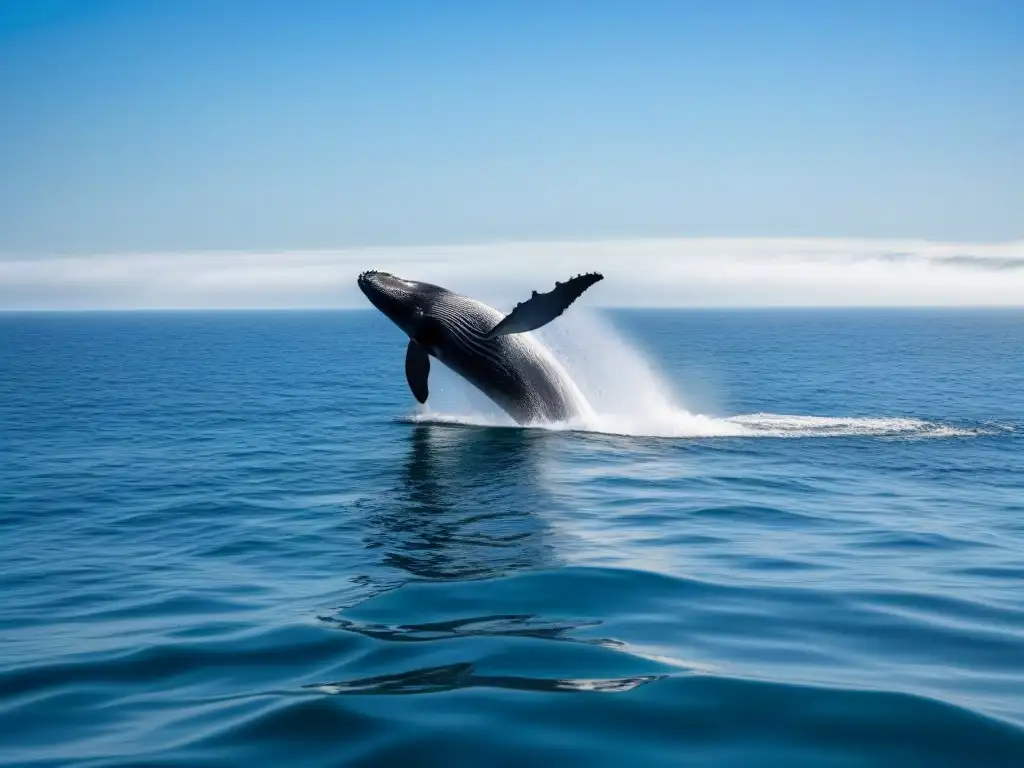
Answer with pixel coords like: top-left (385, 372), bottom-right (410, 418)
top-left (3, 305), bottom-right (1024, 314)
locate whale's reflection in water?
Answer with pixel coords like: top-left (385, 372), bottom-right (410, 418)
top-left (362, 423), bottom-right (561, 582)
top-left (322, 423), bottom-right (592, 642)
top-left (315, 424), bottom-right (673, 698)
top-left (308, 662), bottom-right (664, 696)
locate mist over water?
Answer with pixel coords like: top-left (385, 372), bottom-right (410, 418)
top-left (4, 238), bottom-right (1024, 310)
top-left (408, 310), bottom-right (983, 439)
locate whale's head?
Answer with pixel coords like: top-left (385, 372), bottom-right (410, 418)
top-left (357, 271), bottom-right (447, 338)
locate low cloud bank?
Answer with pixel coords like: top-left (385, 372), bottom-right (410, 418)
top-left (1, 238), bottom-right (1022, 310)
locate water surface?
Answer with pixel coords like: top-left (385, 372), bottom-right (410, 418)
top-left (3, 308), bottom-right (1023, 766)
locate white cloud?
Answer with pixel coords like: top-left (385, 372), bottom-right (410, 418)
top-left (1, 237), bottom-right (1023, 310)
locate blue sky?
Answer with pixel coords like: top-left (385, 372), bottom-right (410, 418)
top-left (1, 0), bottom-right (1021, 258)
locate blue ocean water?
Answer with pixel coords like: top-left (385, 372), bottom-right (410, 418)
top-left (2, 308), bottom-right (1024, 767)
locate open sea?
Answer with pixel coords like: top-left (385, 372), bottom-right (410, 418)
top-left (2, 307), bottom-right (1024, 767)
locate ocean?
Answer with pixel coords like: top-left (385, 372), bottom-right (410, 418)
top-left (2, 308), bottom-right (1023, 767)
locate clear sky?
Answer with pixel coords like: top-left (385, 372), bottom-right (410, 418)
top-left (1, 0), bottom-right (1022, 258)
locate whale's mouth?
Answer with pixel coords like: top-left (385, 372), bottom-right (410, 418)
top-left (358, 270), bottom-right (409, 302)
top-left (357, 270), bottom-right (409, 321)
top-left (357, 271), bottom-right (448, 335)
top-left (358, 271), bottom-right (445, 304)
top-left (358, 270), bottom-right (418, 294)
top-left (357, 270), bottom-right (389, 293)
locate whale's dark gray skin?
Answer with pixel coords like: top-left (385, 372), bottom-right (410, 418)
top-left (357, 271), bottom-right (603, 424)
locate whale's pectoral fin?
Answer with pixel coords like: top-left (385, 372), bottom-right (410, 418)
top-left (405, 339), bottom-right (430, 404)
top-left (483, 272), bottom-right (604, 339)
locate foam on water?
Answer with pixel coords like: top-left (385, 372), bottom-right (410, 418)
top-left (404, 310), bottom-right (983, 439)
top-left (405, 407), bottom-right (981, 439)
top-left (723, 413), bottom-right (982, 439)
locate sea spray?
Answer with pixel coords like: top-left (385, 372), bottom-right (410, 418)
top-left (534, 310), bottom-right (747, 437)
top-left (409, 308), bottom-right (747, 437)
top-left (408, 309), bottom-right (982, 439)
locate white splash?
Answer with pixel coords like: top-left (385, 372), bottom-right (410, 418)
top-left (402, 310), bottom-right (982, 439)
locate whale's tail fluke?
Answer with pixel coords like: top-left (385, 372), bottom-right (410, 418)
top-left (483, 273), bottom-right (604, 339)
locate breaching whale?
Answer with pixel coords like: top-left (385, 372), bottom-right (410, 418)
top-left (357, 271), bottom-right (603, 424)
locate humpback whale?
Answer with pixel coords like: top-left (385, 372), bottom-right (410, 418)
top-left (357, 271), bottom-right (603, 424)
